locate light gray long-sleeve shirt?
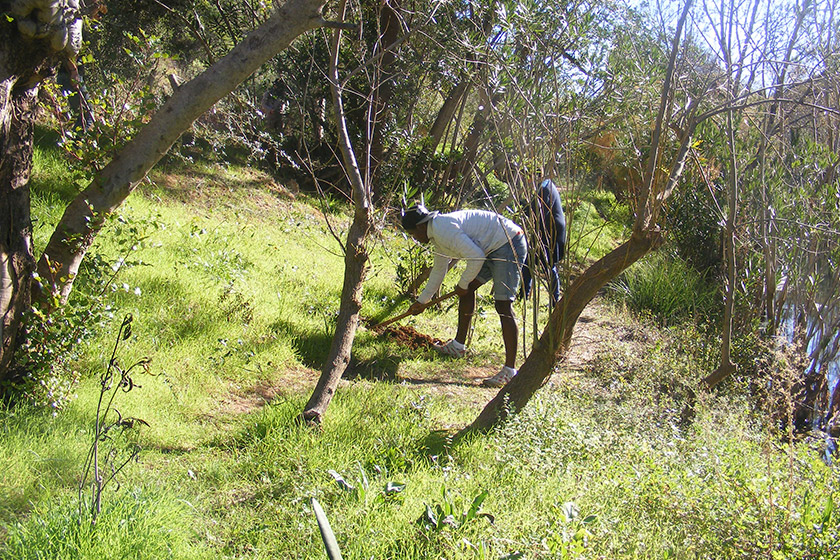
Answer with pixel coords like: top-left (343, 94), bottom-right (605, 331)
top-left (417, 210), bottom-right (524, 304)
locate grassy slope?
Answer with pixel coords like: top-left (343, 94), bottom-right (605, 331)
top-left (1, 143), bottom-right (839, 559)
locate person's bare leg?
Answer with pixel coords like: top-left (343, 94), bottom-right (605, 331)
top-left (454, 286), bottom-right (477, 344)
top-left (495, 300), bottom-right (517, 369)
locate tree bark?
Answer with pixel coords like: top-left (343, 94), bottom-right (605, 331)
top-left (427, 80), bottom-right (469, 152)
top-left (302, 0), bottom-right (373, 424)
top-left (467, 229), bottom-right (664, 432)
top-left (0, 20), bottom-right (57, 383)
top-left (35, 0), bottom-right (328, 303)
top-left (0, 88), bottom-right (40, 380)
top-left (368, 0), bottom-right (402, 202)
top-left (302, 210), bottom-right (370, 423)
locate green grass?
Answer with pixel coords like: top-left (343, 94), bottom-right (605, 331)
top-left (2, 140), bottom-right (838, 559)
top-left (607, 250), bottom-right (719, 326)
top-left (566, 187), bottom-right (630, 264)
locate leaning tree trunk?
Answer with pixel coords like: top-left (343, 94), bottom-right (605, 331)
top-left (36, 0), bottom-right (329, 304)
top-left (302, 0), bottom-right (373, 424)
top-left (467, 230), bottom-right (663, 431)
top-left (302, 208), bottom-right (371, 423)
top-left (466, 0), bottom-right (696, 433)
top-left (702, 107), bottom-right (738, 389)
top-left (0, 21), bottom-right (57, 383)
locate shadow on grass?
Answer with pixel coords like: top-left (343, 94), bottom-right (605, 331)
top-left (32, 125), bottom-right (84, 204)
top-left (418, 428), bottom-right (460, 458)
top-left (394, 375), bottom-right (480, 388)
top-left (346, 354), bottom-right (404, 382)
top-left (269, 318), bottom-right (332, 370)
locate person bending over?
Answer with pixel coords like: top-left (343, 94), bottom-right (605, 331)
top-left (401, 204), bottom-right (527, 388)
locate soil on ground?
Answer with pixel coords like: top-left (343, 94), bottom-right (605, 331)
top-left (376, 324), bottom-right (445, 350)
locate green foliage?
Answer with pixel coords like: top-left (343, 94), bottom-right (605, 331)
top-left (9, 142), bottom-right (162, 409)
top-left (666, 173), bottom-right (723, 275)
top-left (780, 490), bottom-right (840, 558)
top-left (9, 269), bottom-right (114, 410)
top-left (2, 489), bottom-right (209, 560)
top-left (607, 250), bottom-right (719, 325)
top-left (417, 485), bottom-right (493, 533)
top-left (327, 464), bottom-right (406, 504)
top-left (394, 235), bottom-right (433, 297)
top-left (566, 188), bottom-right (629, 263)
top-left (51, 28), bottom-right (172, 180)
top-left (543, 502), bottom-right (598, 559)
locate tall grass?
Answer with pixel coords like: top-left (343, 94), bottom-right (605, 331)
top-left (607, 250), bottom-right (719, 325)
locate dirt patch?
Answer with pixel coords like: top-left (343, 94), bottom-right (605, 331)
top-left (210, 365), bottom-right (319, 418)
top-left (375, 324), bottom-right (445, 350)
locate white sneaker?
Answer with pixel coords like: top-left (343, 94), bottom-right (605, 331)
top-left (433, 339), bottom-right (466, 358)
top-left (482, 366), bottom-right (516, 387)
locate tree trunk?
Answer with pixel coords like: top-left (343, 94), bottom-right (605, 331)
top-left (302, 0), bottom-right (373, 424)
top-left (35, 0), bottom-right (328, 303)
top-left (427, 80), bottom-right (469, 152)
top-left (302, 210), bottom-right (370, 422)
top-left (0, 21), bottom-right (57, 384)
top-left (0, 88), bottom-right (40, 380)
top-left (368, 0), bottom-right (401, 202)
top-left (467, 229), bottom-right (663, 432)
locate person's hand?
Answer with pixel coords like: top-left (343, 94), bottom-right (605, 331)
top-left (407, 301), bottom-right (427, 315)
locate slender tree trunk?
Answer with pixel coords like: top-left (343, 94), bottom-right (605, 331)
top-left (302, 0), bottom-right (373, 424)
top-left (302, 210), bottom-right (370, 423)
top-left (448, 85), bottom-right (493, 192)
top-left (427, 80), bottom-right (469, 152)
top-left (703, 107), bottom-right (738, 389)
top-left (467, 229), bottom-right (664, 431)
top-left (409, 76), bottom-right (470, 189)
top-left (368, 0), bottom-right (401, 202)
top-left (35, 0), bottom-right (328, 303)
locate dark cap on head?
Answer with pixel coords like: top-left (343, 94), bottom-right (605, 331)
top-left (401, 204), bottom-right (437, 230)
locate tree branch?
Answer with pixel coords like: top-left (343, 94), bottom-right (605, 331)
top-left (322, 20), bottom-right (359, 31)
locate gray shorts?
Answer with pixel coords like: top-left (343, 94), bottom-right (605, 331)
top-left (475, 232), bottom-right (528, 301)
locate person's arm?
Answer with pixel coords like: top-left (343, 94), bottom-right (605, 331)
top-left (416, 253), bottom-right (452, 304)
